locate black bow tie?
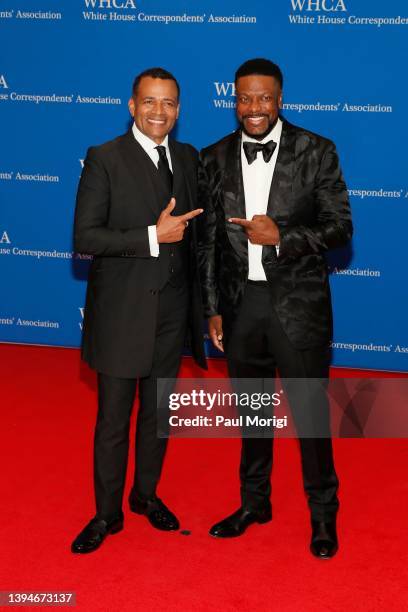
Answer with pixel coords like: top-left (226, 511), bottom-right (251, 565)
top-left (243, 139), bottom-right (277, 165)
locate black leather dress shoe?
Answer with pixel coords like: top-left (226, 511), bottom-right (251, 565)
top-left (129, 496), bottom-right (179, 531)
top-left (71, 514), bottom-right (123, 554)
top-left (310, 520), bottom-right (338, 559)
top-left (209, 506), bottom-right (272, 538)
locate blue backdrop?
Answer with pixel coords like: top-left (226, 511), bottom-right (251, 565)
top-left (1, 0), bottom-right (407, 370)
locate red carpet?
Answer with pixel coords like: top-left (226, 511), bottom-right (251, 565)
top-left (1, 344), bottom-right (407, 611)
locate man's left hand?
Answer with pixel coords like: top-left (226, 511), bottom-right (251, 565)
top-left (228, 215), bottom-right (280, 245)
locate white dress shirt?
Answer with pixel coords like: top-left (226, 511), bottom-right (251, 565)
top-left (241, 117), bottom-right (282, 280)
top-left (132, 122), bottom-right (173, 257)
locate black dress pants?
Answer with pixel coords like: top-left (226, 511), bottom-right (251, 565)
top-left (93, 282), bottom-right (189, 520)
top-left (225, 282), bottom-right (339, 522)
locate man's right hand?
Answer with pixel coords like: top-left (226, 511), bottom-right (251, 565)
top-left (208, 315), bottom-right (224, 352)
top-left (156, 198), bottom-right (203, 244)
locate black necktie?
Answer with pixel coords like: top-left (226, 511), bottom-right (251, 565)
top-left (155, 145), bottom-right (173, 195)
top-left (243, 140), bottom-right (277, 165)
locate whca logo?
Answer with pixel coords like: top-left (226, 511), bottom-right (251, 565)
top-left (83, 0), bottom-right (137, 9)
top-left (1, 231), bottom-right (11, 244)
top-left (290, 0), bottom-right (347, 11)
top-left (214, 82), bottom-right (236, 97)
top-left (0, 75), bottom-right (9, 89)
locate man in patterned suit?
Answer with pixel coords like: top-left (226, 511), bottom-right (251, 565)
top-left (198, 58), bottom-right (352, 558)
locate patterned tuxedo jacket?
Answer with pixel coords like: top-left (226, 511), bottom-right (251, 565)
top-left (197, 120), bottom-right (353, 349)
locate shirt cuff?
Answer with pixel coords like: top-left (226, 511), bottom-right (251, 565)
top-left (148, 225), bottom-right (159, 257)
top-left (276, 243), bottom-right (280, 257)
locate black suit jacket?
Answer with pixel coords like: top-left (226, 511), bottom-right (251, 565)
top-left (197, 120), bottom-right (353, 349)
top-left (74, 129), bottom-right (206, 378)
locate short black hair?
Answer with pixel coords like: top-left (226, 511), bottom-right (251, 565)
top-left (235, 58), bottom-right (283, 89)
top-left (132, 67), bottom-right (180, 99)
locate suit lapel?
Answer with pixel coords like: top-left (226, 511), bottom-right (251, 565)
top-left (223, 130), bottom-right (248, 263)
top-left (266, 120), bottom-right (297, 217)
top-left (118, 130), bottom-right (161, 216)
top-left (169, 140), bottom-right (201, 259)
top-left (262, 120), bottom-right (297, 270)
top-left (169, 140), bottom-right (192, 212)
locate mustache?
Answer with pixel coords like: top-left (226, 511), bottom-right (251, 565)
top-left (242, 114), bottom-right (269, 119)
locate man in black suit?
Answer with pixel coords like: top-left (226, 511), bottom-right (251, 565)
top-left (72, 68), bottom-right (205, 553)
top-left (197, 59), bottom-right (352, 558)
